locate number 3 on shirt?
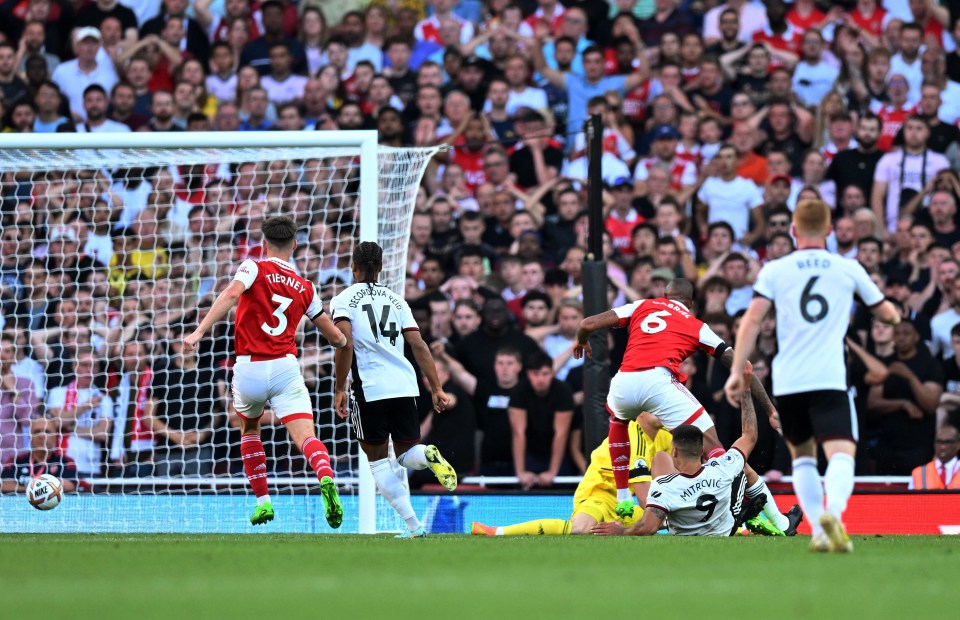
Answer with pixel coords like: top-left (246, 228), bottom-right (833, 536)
top-left (261, 294), bottom-right (293, 336)
top-left (641, 310), bottom-right (671, 334)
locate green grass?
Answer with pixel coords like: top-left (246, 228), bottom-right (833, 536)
top-left (1, 534), bottom-right (957, 619)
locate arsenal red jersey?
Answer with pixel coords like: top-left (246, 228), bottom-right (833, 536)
top-left (614, 298), bottom-right (724, 381)
top-left (785, 7), bottom-right (825, 34)
top-left (232, 257), bottom-right (324, 358)
top-left (606, 209), bottom-right (644, 255)
top-left (452, 145), bottom-right (486, 194)
top-left (849, 7), bottom-right (886, 38)
top-left (633, 158), bottom-right (698, 191)
top-left (874, 103), bottom-right (917, 152)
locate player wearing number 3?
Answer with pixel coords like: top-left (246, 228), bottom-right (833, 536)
top-left (331, 242), bottom-right (457, 538)
top-left (574, 278), bottom-right (801, 536)
top-left (184, 215), bottom-right (348, 528)
top-left (726, 200), bottom-right (900, 552)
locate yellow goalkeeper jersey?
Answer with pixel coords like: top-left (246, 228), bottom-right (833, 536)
top-left (576, 422), bottom-right (673, 498)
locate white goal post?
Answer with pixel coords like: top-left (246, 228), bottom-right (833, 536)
top-left (0, 131), bottom-right (440, 534)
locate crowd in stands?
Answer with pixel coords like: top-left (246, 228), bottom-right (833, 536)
top-left (3, 0), bottom-right (960, 491)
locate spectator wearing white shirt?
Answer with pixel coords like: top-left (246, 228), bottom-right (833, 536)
top-left (890, 22), bottom-right (924, 104)
top-left (62, 84), bottom-right (131, 133)
top-left (206, 41), bottom-right (238, 104)
top-left (52, 27), bottom-right (119, 121)
top-left (696, 144), bottom-right (765, 245)
top-left (930, 275), bottom-right (960, 360)
top-left (792, 29), bottom-right (840, 108)
top-left (260, 42), bottom-right (308, 105)
top-left (502, 56), bottom-right (547, 117)
top-left (702, 0), bottom-right (770, 44)
top-left (45, 348), bottom-right (114, 478)
top-left (871, 116), bottom-right (950, 232)
top-left (721, 253), bottom-right (753, 315)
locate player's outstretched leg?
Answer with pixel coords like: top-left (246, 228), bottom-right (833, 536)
top-left (397, 443), bottom-right (457, 491)
top-left (743, 465), bottom-right (790, 535)
top-left (471, 519), bottom-right (571, 536)
top-left (240, 430), bottom-right (273, 525)
top-left (608, 416), bottom-right (633, 517)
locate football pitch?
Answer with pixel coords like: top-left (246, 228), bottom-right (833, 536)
top-left (1, 534), bottom-right (956, 618)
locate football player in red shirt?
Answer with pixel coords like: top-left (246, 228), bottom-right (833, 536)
top-left (185, 215), bottom-right (348, 528)
top-left (574, 278), bottom-right (800, 535)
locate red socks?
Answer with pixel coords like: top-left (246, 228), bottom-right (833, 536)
top-left (302, 437), bottom-right (335, 480)
top-left (240, 433), bottom-right (269, 498)
top-left (609, 417), bottom-right (631, 493)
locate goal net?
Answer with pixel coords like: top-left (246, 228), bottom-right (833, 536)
top-left (0, 131), bottom-right (440, 534)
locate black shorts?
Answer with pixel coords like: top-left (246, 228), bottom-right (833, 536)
top-left (775, 389), bottom-right (857, 445)
top-left (350, 396), bottom-right (421, 445)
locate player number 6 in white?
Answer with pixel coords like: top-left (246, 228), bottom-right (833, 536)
top-left (261, 294), bottom-right (294, 336)
top-left (640, 310), bottom-right (671, 334)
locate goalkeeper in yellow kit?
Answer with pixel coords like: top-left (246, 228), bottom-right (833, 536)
top-left (471, 413), bottom-right (671, 535)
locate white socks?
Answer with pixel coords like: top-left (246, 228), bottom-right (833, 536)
top-left (792, 456), bottom-right (824, 536)
top-left (371, 458), bottom-right (421, 531)
top-left (616, 488), bottom-right (631, 503)
top-left (745, 479), bottom-right (789, 532)
top-left (824, 453), bottom-right (856, 520)
top-left (257, 495), bottom-right (271, 506)
top-left (397, 444), bottom-right (428, 470)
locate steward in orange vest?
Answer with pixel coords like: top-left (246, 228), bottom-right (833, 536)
top-left (909, 424), bottom-right (960, 490)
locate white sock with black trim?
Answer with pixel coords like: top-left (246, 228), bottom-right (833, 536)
top-left (746, 479), bottom-right (790, 531)
top-left (397, 444), bottom-right (428, 470)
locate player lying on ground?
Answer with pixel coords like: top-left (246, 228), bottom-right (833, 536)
top-left (332, 241), bottom-right (458, 538)
top-left (592, 365), bottom-right (762, 536)
top-left (471, 413), bottom-right (672, 535)
top-left (184, 215), bottom-right (348, 528)
top-left (574, 278), bottom-right (802, 536)
top-left (725, 198), bottom-right (901, 552)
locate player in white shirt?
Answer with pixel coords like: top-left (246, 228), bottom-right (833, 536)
top-left (726, 199), bottom-right (901, 552)
top-left (591, 365), bottom-right (762, 537)
top-left (331, 241), bottom-right (458, 538)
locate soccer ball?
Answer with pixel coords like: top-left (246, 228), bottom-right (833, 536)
top-left (27, 474), bottom-right (63, 511)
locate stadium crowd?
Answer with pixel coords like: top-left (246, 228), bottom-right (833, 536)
top-left (3, 0), bottom-right (960, 491)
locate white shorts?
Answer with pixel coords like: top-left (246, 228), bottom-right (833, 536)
top-left (232, 355), bottom-right (313, 423)
top-left (606, 367), bottom-right (714, 433)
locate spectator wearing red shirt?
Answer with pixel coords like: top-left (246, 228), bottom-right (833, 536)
top-left (606, 178), bottom-right (644, 256)
top-left (849, 0), bottom-right (887, 39)
top-left (871, 74), bottom-right (917, 152)
top-left (786, 0), bottom-right (836, 35)
top-left (524, 0), bottom-right (566, 39)
top-left (448, 113), bottom-right (490, 195)
top-left (731, 123), bottom-right (768, 187)
top-left (752, 0), bottom-right (802, 56)
top-left (633, 125), bottom-right (698, 205)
